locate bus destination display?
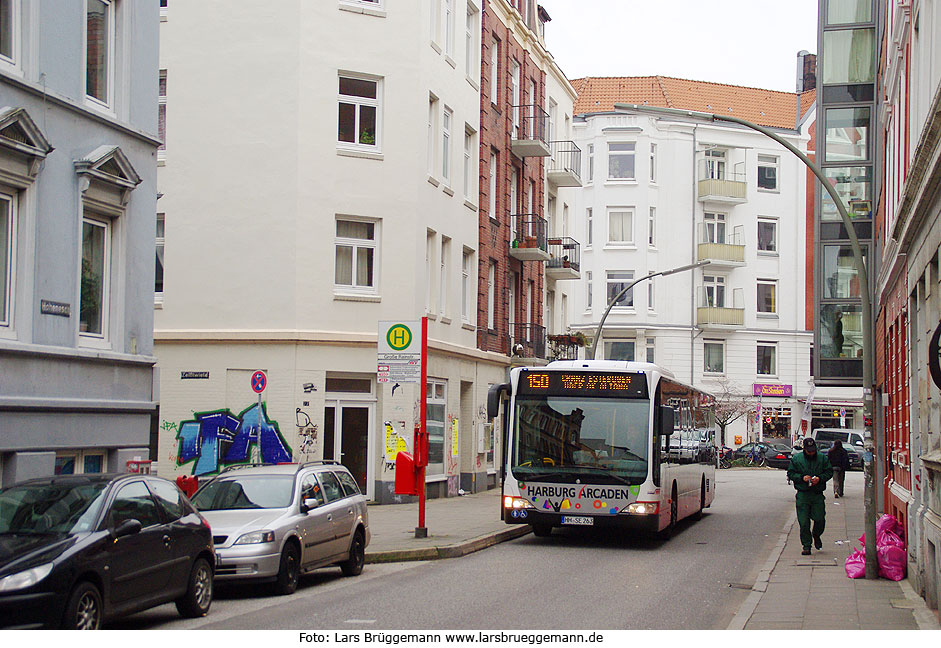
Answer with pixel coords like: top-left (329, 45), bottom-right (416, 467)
top-left (518, 371), bottom-right (648, 398)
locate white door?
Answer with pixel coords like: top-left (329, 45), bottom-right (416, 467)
top-left (323, 401), bottom-right (375, 500)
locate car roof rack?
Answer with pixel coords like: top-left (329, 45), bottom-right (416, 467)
top-left (218, 462), bottom-right (273, 474)
top-left (298, 460), bottom-right (340, 470)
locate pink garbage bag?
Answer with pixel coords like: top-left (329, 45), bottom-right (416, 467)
top-left (877, 514), bottom-right (901, 537)
top-left (859, 514), bottom-right (904, 547)
top-left (845, 549), bottom-right (866, 579)
top-left (878, 529), bottom-right (905, 549)
top-left (877, 544), bottom-right (907, 581)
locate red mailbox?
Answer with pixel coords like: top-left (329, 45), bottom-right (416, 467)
top-left (394, 452), bottom-right (418, 495)
top-left (176, 474), bottom-right (199, 498)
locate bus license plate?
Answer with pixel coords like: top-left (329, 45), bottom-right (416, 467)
top-left (561, 516), bottom-right (593, 526)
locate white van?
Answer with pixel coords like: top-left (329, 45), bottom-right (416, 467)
top-left (811, 428), bottom-right (865, 448)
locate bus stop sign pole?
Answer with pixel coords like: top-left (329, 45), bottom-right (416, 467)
top-left (416, 317), bottom-right (428, 538)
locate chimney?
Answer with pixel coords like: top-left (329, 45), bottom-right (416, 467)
top-left (796, 50), bottom-right (817, 93)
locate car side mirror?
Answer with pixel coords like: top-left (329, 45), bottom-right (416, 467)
top-left (300, 498), bottom-right (320, 514)
top-left (855, 441), bottom-right (864, 447)
top-left (112, 519), bottom-right (142, 539)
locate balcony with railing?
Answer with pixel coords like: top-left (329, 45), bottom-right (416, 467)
top-left (696, 286), bottom-right (745, 328)
top-left (547, 141), bottom-right (582, 187)
top-left (545, 237), bottom-right (581, 280)
top-left (511, 105), bottom-right (551, 157)
top-left (509, 214), bottom-right (550, 261)
top-left (697, 158), bottom-right (747, 203)
top-left (697, 223), bottom-right (746, 268)
top-left (509, 322), bottom-right (547, 360)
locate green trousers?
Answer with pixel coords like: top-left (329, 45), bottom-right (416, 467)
top-left (796, 491), bottom-right (826, 549)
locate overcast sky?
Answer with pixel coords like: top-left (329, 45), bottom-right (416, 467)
top-left (537, 0), bottom-right (819, 93)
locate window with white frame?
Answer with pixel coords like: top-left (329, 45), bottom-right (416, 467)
top-left (85, 0), bottom-right (115, 108)
top-left (427, 94), bottom-right (438, 175)
top-left (442, 107), bottom-right (452, 182)
top-left (334, 219), bottom-right (377, 293)
top-left (439, 237), bottom-right (450, 317)
top-left (444, 0), bottom-right (454, 57)
top-left (430, 0), bottom-right (440, 43)
top-left (648, 207), bottom-right (656, 246)
top-left (586, 208), bottom-right (593, 246)
top-left (646, 337), bottom-right (655, 363)
top-left (0, 0), bottom-right (18, 67)
top-left (606, 271), bottom-right (634, 308)
top-left (155, 213), bottom-right (165, 299)
top-left (426, 231), bottom-right (434, 312)
top-left (488, 150), bottom-right (497, 219)
top-left (704, 340), bottom-right (725, 374)
top-left (649, 143), bottom-right (657, 182)
top-left (704, 212), bottom-right (726, 243)
top-left (464, 126), bottom-right (476, 200)
top-left (604, 340), bottom-right (634, 361)
top-left (462, 248), bottom-right (473, 323)
top-left (757, 342), bottom-right (777, 375)
top-left (703, 148), bottom-right (726, 179)
top-left (0, 190), bottom-right (14, 327)
top-left (585, 270), bottom-right (592, 310)
top-left (338, 75), bottom-right (380, 149)
top-left (587, 143), bottom-right (594, 182)
top-left (489, 37), bottom-right (499, 104)
top-left (757, 217), bottom-right (777, 253)
top-left (757, 279), bottom-right (777, 314)
top-left (758, 154), bottom-right (779, 191)
top-left (511, 60), bottom-right (520, 136)
top-left (465, 3), bottom-right (479, 80)
top-left (703, 275), bottom-right (726, 307)
top-left (647, 280), bottom-right (655, 311)
top-left (55, 450), bottom-right (106, 475)
top-left (426, 378), bottom-right (447, 475)
top-left (607, 208), bottom-right (633, 244)
top-left (158, 69), bottom-right (167, 154)
top-left (608, 142), bottom-right (635, 179)
top-left (80, 214), bottom-right (111, 339)
top-left (487, 260), bottom-right (495, 329)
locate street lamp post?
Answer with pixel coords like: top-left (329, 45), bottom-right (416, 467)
top-left (588, 260), bottom-right (709, 360)
top-left (615, 103), bottom-right (878, 578)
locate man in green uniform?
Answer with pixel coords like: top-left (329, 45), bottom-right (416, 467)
top-left (787, 438), bottom-right (833, 555)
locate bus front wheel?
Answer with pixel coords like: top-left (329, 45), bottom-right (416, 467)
top-left (531, 524), bottom-right (552, 537)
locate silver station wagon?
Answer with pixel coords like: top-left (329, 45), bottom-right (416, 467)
top-left (190, 462), bottom-right (369, 595)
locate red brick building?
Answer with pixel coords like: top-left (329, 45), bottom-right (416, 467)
top-left (476, 0), bottom-right (549, 359)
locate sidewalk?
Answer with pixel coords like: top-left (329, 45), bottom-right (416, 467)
top-left (364, 488), bottom-right (530, 563)
top-left (731, 471), bottom-right (940, 630)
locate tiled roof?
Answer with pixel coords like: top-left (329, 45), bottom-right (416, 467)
top-left (572, 76), bottom-right (816, 130)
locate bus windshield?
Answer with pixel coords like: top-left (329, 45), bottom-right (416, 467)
top-left (512, 396), bottom-right (650, 485)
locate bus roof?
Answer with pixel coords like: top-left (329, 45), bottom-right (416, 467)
top-left (544, 359), bottom-right (676, 379)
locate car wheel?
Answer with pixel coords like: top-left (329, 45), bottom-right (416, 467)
top-left (274, 543), bottom-right (300, 595)
top-left (531, 524), bottom-right (552, 537)
top-left (340, 529), bottom-right (366, 577)
top-left (175, 557), bottom-right (213, 618)
top-left (63, 581), bottom-right (103, 630)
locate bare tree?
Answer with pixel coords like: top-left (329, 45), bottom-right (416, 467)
top-left (707, 378), bottom-right (754, 446)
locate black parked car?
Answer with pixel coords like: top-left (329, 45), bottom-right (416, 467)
top-left (0, 473), bottom-right (215, 629)
top-left (732, 442), bottom-right (793, 468)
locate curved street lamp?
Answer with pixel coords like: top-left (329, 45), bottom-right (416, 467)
top-left (614, 102), bottom-right (877, 579)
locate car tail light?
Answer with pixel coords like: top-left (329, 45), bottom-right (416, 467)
top-left (775, 454), bottom-right (786, 459)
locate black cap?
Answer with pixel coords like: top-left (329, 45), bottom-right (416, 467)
top-left (803, 438), bottom-right (817, 449)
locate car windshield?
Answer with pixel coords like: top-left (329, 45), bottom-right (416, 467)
top-left (772, 444), bottom-right (792, 452)
top-left (192, 475), bottom-right (295, 510)
top-left (512, 396), bottom-right (650, 485)
top-left (0, 481), bottom-right (109, 536)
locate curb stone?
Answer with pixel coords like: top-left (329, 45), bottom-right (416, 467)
top-left (366, 525), bottom-right (531, 564)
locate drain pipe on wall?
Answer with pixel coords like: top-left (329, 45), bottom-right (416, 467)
top-left (690, 123), bottom-right (699, 385)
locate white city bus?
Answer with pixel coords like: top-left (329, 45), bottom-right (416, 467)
top-left (488, 360), bottom-right (717, 537)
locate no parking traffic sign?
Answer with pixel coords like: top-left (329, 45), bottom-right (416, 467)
top-left (251, 370), bottom-right (267, 394)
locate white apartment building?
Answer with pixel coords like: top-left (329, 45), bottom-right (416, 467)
top-left (569, 77), bottom-right (859, 446)
top-left (154, 1), bottom-right (507, 502)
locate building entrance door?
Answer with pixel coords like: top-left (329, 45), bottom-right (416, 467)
top-left (323, 402), bottom-right (372, 497)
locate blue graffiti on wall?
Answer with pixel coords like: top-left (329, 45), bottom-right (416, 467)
top-left (176, 403), bottom-right (292, 475)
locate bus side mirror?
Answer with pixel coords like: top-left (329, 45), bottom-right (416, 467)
top-left (660, 406), bottom-right (675, 437)
top-left (487, 383), bottom-right (509, 419)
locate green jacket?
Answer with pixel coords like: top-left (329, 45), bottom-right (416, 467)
top-left (787, 450), bottom-right (833, 494)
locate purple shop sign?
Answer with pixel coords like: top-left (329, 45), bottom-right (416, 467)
top-left (753, 383), bottom-right (793, 398)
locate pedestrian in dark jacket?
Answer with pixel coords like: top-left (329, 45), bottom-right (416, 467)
top-left (786, 438), bottom-right (834, 555)
top-left (827, 440), bottom-right (850, 498)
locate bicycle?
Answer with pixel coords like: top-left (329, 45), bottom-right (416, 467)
top-left (745, 446), bottom-right (767, 467)
top-left (717, 446), bottom-right (733, 469)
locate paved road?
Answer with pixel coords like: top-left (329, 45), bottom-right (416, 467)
top-left (112, 469), bottom-right (799, 630)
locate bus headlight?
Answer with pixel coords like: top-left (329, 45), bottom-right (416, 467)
top-left (626, 502), bottom-right (659, 515)
top-left (503, 496), bottom-right (534, 510)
